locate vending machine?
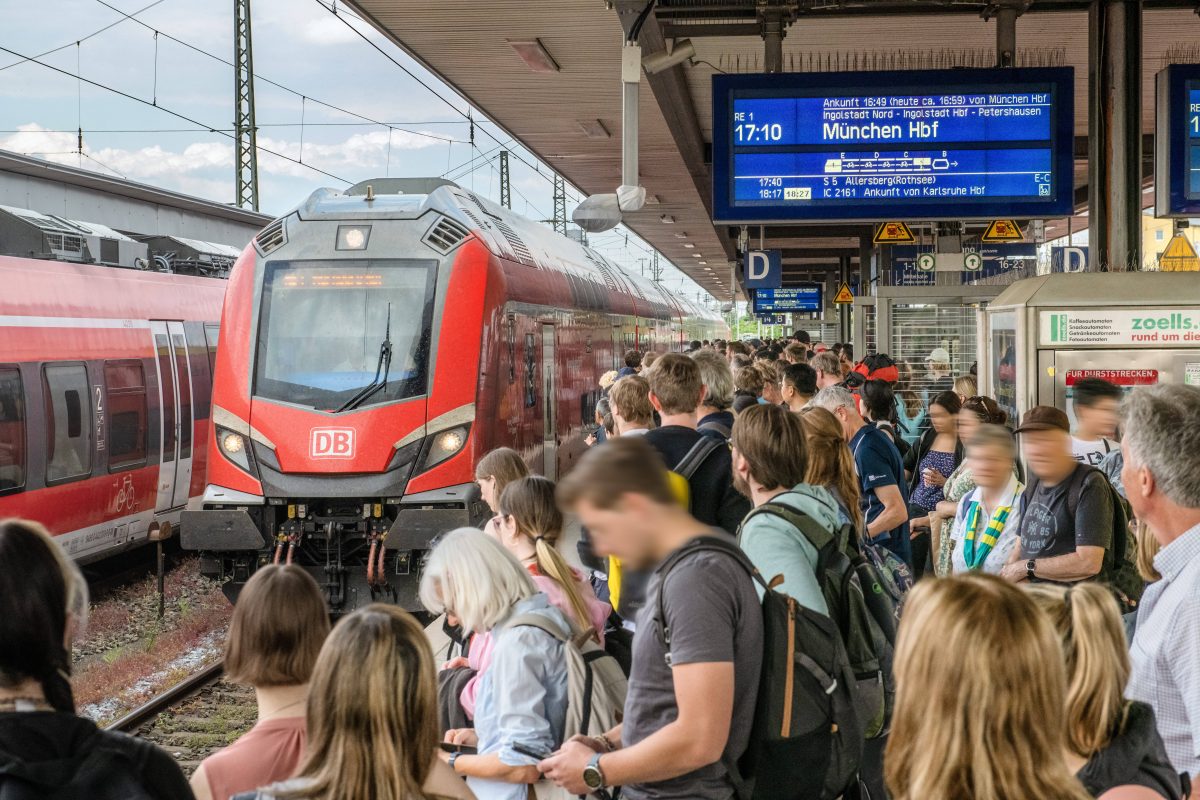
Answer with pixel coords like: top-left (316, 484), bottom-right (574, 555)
top-left (982, 273), bottom-right (1200, 425)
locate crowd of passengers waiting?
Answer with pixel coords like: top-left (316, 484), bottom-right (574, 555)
top-left (3, 332), bottom-right (1200, 800)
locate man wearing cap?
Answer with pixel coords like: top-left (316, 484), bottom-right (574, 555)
top-left (924, 347), bottom-right (955, 398)
top-left (1000, 405), bottom-right (1114, 585)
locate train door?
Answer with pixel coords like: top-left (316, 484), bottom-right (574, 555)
top-left (150, 321), bottom-right (194, 511)
top-left (541, 323), bottom-right (557, 480)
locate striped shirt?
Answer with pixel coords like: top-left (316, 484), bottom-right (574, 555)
top-left (1127, 522), bottom-right (1200, 777)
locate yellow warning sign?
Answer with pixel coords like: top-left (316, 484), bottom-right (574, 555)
top-left (833, 282), bottom-right (855, 304)
top-left (873, 221), bottom-right (915, 244)
top-left (1160, 233), bottom-right (1200, 272)
top-left (981, 219), bottom-right (1024, 242)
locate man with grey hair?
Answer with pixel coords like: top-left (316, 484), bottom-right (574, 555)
top-left (813, 385), bottom-right (912, 566)
top-left (1123, 384), bottom-right (1200, 780)
top-left (690, 349), bottom-right (735, 441)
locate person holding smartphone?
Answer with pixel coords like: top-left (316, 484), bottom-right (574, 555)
top-left (422, 529), bottom-right (572, 800)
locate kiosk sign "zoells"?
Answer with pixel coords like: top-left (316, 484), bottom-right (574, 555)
top-left (1042, 309), bottom-right (1200, 346)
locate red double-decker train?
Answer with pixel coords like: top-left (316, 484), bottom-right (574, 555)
top-left (181, 177), bottom-right (724, 611)
top-left (0, 257), bottom-right (225, 561)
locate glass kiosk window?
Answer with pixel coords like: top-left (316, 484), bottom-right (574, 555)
top-left (990, 311), bottom-right (1018, 424)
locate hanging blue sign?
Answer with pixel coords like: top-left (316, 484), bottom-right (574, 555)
top-left (1155, 65), bottom-right (1200, 217)
top-left (751, 284), bottom-right (823, 312)
top-left (744, 249), bottom-right (783, 289)
top-left (891, 243), bottom-right (1036, 285)
top-left (712, 68), bottom-right (1075, 224)
top-left (1050, 246), bottom-right (1088, 273)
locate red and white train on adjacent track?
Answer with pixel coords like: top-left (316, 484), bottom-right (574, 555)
top-left (0, 257), bottom-right (225, 561)
top-left (181, 177), bottom-right (725, 611)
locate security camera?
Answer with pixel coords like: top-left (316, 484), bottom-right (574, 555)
top-left (641, 39), bottom-right (695, 75)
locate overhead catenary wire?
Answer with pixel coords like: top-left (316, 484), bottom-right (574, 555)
top-left (0, 42), bottom-right (355, 186)
top-left (87, 0), bottom-right (464, 146)
top-left (0, 0), bottom-right (169, 73)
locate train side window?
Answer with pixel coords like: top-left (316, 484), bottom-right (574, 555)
top-left (104, 360), bottom-right (147, 471)
top-left (0, 367), bottom-right (25, 493)
top-left (524, 332), bottom-right (537, 408)
top-left (44, 363), bottom-right (92, 484)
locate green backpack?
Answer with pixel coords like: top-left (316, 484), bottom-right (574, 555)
top-left (737, 487), bottom-right (896, 739)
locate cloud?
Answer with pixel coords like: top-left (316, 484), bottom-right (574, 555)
top-left (0, 123), bottom-right (444, 186)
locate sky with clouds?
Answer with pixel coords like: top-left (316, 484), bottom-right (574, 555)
top-left (0, 0), bottom-right (708, 298)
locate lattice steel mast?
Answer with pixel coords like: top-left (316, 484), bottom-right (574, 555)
top-left (234, 0), bottom-right (260, 210)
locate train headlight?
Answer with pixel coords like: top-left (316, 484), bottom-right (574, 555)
top-left (336, 224), bottom-right (371, 251)
top-left (422, 425), bottom-right (470, 470)
top-left (215, 425), bottom-right (253, 474)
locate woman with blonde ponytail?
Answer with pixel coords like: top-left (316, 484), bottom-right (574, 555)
top-left (496, 476), bottom-right (611, 641)
top-left (0, 519), bottom-right (190, 798)
top-left (886, 574), bottom-right (1094, 800)
top-left (1026, 583), bottom-right (1182, 800)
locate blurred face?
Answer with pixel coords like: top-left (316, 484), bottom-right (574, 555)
top-left (816, 369), bottom-right (840, 390)
top-left (1020, 428), bottom-right (1072, 479)
top-left (762, 381), bottom-right (783, 405)
top-left (1077, 397), bottom-right (1121, 438)
top-left (928, 402), bottom-right (958, 435)
top-left (967, 442), bottom-right (1013, 489)
top-left (957, 409), bottom-right (981, 444)
top-left (839, 354), bottom-right (853, 376)
top-left (574, 496), bottom-right (658, 570)
top-left (476, 475), bottom-right (497, 510)
top-left (830, 405), bottom-right (855, 441)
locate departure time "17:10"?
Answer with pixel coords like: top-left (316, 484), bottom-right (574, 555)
top-left (734, 122), bottom-right (784, 143)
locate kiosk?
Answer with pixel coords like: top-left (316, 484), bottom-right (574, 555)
top-left (982, 273), bottom-right (1200, 425)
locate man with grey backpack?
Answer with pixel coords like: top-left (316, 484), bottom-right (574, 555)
top-left (731, 404), bottom-right (898, 800)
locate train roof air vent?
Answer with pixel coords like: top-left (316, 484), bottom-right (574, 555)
top-left (423, 215), bottom-right (471, 254)
top-left (492, 220), bottom-right (537, 267)
top-left (255, 217), bottom-right (287, 255)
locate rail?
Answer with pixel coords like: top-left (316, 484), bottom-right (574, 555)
top-left (106, 661), bottom-right (225, 734)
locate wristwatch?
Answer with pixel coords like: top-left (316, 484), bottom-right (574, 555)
top-left (448, 751), bottom-right (461, 773)
top-left (1026, 559), bottom-right (1037, 580)
top-left (583, 753), bottom-right (607, 790)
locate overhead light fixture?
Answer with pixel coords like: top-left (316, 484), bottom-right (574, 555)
top-left (691, 252), bottom-right (702, 257)
top-left (507, 38), bottom-right (561, 73)
top-left (700, 262), bottom-right (709, 266)
top-left (641, 39), bottom-right (696, 75)
top-left (645, 194), bottom-right (661, 205)
top-left (673, 232), bottom-right (687, 239)
top-left (577, 118), bottom-right (610, 138)
top-left (660, 214), bottom-right (675, 224)
top-left (682, 243), bottom-right (695, 249)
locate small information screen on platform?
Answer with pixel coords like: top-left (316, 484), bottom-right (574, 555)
top-left (752, 285), bottom-right (823, 312)
top-left (712, 68), bottom-right (1075, 223)
top-left (1155, 64), bottom-right (1200, 217)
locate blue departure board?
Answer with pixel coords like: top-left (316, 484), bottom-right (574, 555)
top-left (752, 285), bottom-right (823, 312)
top-left (712, 69), bottom-right (1075, 223)
top-left (1157, 65), bottom-right (1200, 216)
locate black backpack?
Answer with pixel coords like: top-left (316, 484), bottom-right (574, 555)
top-left (0, 739), bottom-right (160, 800)
top-left (1024, 464), bottom-right (1143, 613)
top-left (655, 536), bottom-right (863, 800)
top-left (739, 497), bottom-right (897, 740)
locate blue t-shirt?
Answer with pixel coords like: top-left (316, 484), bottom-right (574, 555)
top-left (850, 424), bottom-right (912, 566)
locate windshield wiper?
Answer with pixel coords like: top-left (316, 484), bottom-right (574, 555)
top-left (335, 303), bottom-right (393, 413)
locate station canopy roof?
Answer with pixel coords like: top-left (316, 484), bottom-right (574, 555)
top-left (347, 0), bottom-right (1200, 297)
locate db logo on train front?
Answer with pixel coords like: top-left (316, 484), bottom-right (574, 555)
top-left (310, 427), bottom-right (356, 459)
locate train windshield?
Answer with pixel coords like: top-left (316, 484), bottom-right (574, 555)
top-left (254, 259), bottom-right (436, 410)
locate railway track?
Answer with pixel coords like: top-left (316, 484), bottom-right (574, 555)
top-left (107, 662), bottom-right (258, 774)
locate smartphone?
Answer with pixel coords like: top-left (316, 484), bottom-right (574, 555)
top-left (511, 741), bottom-right (552, 761)
top-left (439, 742), bottom-right (478, 755)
